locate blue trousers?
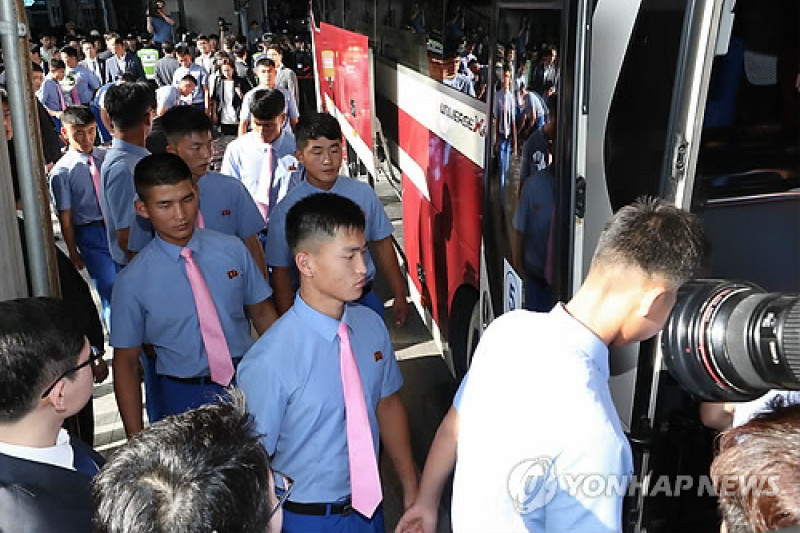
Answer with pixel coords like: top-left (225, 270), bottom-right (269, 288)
top-left (498, 136), bottom-right (513, 207)
top-left (141, 352), bottom-right (164, 423)
top-left (154, 375), bottom-right (231, 420)
top-left (282, 505), bottom-right (385, 533)
top-left (524, 275), bottom-right (553, 312)
top-left (74, 222), bottom-right (116, 329)
top-left (90, 104), bottom-right (111, 144)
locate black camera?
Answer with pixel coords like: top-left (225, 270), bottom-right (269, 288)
top-left (218, 17), bottom-right (231, 30)
top-left (662, 279), bottom-right (800, 402)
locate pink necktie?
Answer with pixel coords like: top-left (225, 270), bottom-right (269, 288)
top-left (71, 87), bottom-right (79, 106)
top-left (87, 155), bottom-right (103, 214)
top-left (180, 247), bottom-right (235, 386)
top-left (57, 83), bottom-right (66, 111)
top-left (254, 144), bottom-right (274, 222)
top-left (338, 322), bottom-right (382, 517)
top-left (195, 209), bottom-right (205, 228)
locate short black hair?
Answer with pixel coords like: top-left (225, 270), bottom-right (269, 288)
top-left (254, 56), bottom-right (275, 69)
top-left (49, 58), bottom-right (66, 70)
top-left (196, 34), bottom-right (209, 42)
top-left (161, 105), bottom-right (211, 146)
top-left (233, 43), bottom-right (247, 58)
top-left (175, 44), bottom-right (191, 57)
top-left (161, 40), bottom-right (175, 54)
top-left (31, 62), bottom-right (44, 73)
top-left (592, 197), bottom-right (706, 286)
top-left (60, 45), bottom-right (79, 58)
top-left (265, 42), bottom-right (282, 54)
top-left (180, 73), bottom-right (198, 85)
top-left (295, 112), bottom-right (342, 151)
top-left (250, 88), bottom-right (285, 121)
top-left (286, 193), bottom-right (366, 253)
top-left (61, 105), bottom-right (96, 126)
top-left (118, 72), bottom-right (140, 83)
top-left (0, 298), bottom-right (85, 422)
top-left (105, 81), bottom-right (155, 130)
top-left (134, 153), bottom-right (193, 201)
top-left (93, 391), bottom-right (274, 533)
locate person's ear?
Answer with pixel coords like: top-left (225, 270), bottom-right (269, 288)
top-left (638, 286), bottom-right (668, 318)
top-left (295, 250), bottom-right (313, 278)
top-left (45, 380), bottom-right (68, 413)
top-left (135, 198), bottom-right (151, 219)
top-left (166, 143), bottom-right (177, 155)
top-left (295, 148), bottom-right (304, 165)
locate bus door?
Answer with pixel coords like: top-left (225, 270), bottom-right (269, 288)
top-left (628, 0), bottom-right (800, 531)
top-left (479, 0), bottom-right (589, 344)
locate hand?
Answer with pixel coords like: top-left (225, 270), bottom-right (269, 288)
top-left (393, 294), bottom-right (410, 328)
top-left (92, 357), bottom-right (109, 383)
top-left (69, 251), bottom-right (85, 271)
top-left (395, 502), bottom-right (438, 533)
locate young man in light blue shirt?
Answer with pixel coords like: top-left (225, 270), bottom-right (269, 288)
top-left (264, 112), bottom-right (409, 327)
top-left (397, 198), bottom-right (706, 533)
top-left (49, 106), bottom-right (115, 329)
top-left (100, 81), bottom-right (155, 269)
top-left (172, 45), bottom-right (209, 114)
top-left (128, 105), bottom-right (267, 276)
top-left (238, 193), bottom-right (417, 533)
top-left (221, 88), bottom-right (300, 225)
top-left (60, 46), bottom-right (100, 105)
top-left (111, 154), bottom-right (277, 438)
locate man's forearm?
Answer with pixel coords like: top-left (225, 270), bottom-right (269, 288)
top-left (243, 233), bottom-right (268, 278)
top-left (271, 266), bottom-right (295, 315)
top-left (372, 237), bottom-right (406, 300)
top-left (113, 347), bottom-right (145, 437)
top-left (116, 227), bottom-right (131, 260)
top-left (59, 212), bottom-right (80, 258)
top-left (247, 298), bottom-right (278, 336)
top-left (417, 406), bottom-right (459, 505)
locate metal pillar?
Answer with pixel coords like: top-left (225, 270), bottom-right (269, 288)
top-left (0, 0), bottom-right (60, 297)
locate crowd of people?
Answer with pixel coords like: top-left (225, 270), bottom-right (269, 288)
top-left (0, 9), bottom-right (799, 533)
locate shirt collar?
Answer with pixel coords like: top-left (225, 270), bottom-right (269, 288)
top-left (154, 230), bottom-right (200, 262)
top-left (111, 138), bottom-right (150, 158)
top-left (550, 303), bottom-right (610, 380)
top-left (290, 293), bottom-right (352, 342)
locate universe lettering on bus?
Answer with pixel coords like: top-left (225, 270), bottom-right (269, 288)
top-left (439, 102), bottom-right (487, 138)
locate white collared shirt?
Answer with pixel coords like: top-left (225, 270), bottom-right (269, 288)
top-left (0, 429), bottom-right (75, 470)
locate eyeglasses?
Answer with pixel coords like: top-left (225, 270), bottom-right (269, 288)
top-left (269, 470), bottom-right (294, 520)
top-left (40, 346), bottom-right (104, 399)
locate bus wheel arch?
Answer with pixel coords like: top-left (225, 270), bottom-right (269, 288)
top-left (450, 286), bottom-right (481, 380)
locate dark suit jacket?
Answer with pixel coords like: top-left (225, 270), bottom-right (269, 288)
top-left (104, 51), bottom-right (146, 83)
top-left (0, 440), bottom-right (103, 533)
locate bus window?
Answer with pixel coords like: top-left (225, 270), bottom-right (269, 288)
top-left (693, 0), bottom-right (800, 293)
top-left (484, 4), bottom-right (562, 316)
top-left (603, 0), bottom-right (691, 212)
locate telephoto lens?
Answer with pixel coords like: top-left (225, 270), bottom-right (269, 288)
top-left (662, 279), bottom-right (800, 401)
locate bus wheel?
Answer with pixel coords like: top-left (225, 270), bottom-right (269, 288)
top-left (451, 289), bottom-right (480, 380)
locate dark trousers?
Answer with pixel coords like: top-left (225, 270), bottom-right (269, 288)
top-left (155, 374), bottom-right (231, 420)
top-left (282, 505), bottom-right (385, 533)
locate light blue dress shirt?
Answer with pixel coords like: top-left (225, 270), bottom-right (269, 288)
top-left (239, 86), bottom-right (299, 135)
top-left (220, 130), bottom-right (300, 219)
top-left (172, 64), bottom-right (208, 105)
top-left (452, 304), bottom-right (633, 533)
top-left (264, 177), bottom-right (394, 283)
top-left (99, 139), bottom-right (150, 265)
top-left (36, 77), bottom-right (69, 114)
top-left (111, 229), bottom-right (272, 377)
top-left (127, 171), bottom-right (267, 252)
top-left (238, 295), bottom-right (403, 503)
top-left (49, 148), bottom-right (107, 225)
top-left (69, 64), bottom-right (101, 104)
